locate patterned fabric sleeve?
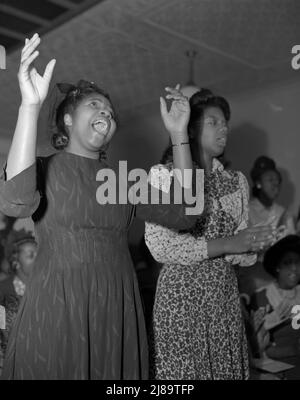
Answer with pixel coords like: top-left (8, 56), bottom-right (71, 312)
top-left (144, 221), bottom-right (208, 266)
top-left (0, 162), bottom-right (40, 218)
top-left (135, 163), bottom-right (204, 230)
top-left (225, 172), bottom-right (257, 267)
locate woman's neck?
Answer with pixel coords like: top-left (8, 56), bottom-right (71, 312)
top-left (65, 143), bottom-right (99, 159)
top-left (196, 150), bottom-right (213, 174)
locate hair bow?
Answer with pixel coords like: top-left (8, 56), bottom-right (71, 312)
top-left (56, 82), bottom-right (77, 94)
top-left (56, 80), bottom-right (100, 96)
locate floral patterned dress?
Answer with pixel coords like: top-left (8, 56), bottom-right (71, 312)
top-left (145, 158), bottom-right (254, 380)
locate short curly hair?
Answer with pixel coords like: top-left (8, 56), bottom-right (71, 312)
top-left (263, 234), bottom-right (300, 278)
top-left (4, 229), bottom-right (36, 273)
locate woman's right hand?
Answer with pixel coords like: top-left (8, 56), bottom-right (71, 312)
top-left (160, 84), bottom-right (190, 142)
top-left (225, 225), bottom-right (276, 254)
top-left (18, 33), bottom-right (56, 107)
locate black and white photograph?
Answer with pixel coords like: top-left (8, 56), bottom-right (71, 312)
top-left (0, 0), bottom-right (300, 383)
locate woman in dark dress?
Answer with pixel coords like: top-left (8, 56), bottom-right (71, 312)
top-left (0, 33), bottom-right (199, 379)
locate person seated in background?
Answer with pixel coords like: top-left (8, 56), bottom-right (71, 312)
top-left (0, 213), bottom-right (16, 282)
top-left (249, 235), bottom-right (300, 360)
top-left (249, 155), bottom-right (295, 239)
top-left (0, 229), bottom-right (37, 365)
top-left (237, 156), bottom-right (296, 296)
top-left (0, 213), bottom-right (34, 283)
top-left (0, 229), bottom-right (37, 300)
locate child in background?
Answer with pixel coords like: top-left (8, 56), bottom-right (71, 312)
top-left (1, 229), bottom-right (37, 299)
top-left (0, 213), bottom-right (16, 282)
top-left (0, 229), bottom-right (37, 371)
top-left (249, 235), bottom-right (300, 360)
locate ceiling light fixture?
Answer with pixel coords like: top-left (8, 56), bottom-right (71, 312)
top-left (180, 50), bottom-right (200, 99)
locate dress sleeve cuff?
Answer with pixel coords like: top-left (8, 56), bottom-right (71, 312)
top-left (0, 162), bottom-right (39, 217)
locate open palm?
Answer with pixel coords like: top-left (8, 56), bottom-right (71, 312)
top-left (18, 33), bottom-right (56, 106)
top-left (160, 85), bottom-right (190, 138)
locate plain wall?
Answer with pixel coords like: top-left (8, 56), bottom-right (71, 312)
top-left (226, 79), bottom-right (300, 216)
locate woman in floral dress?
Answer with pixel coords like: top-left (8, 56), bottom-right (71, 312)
top-left (145, 89), bottom-right (277, 379)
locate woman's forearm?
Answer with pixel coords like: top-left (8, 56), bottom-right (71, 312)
top-left (6, 103), bottom-right (40, 180)
top-left (145, 223), bottom-right (234, 265)
top-left (207, 237), bottom-right (231, 258)
top-left (171, 132), bottom-right (193, 189)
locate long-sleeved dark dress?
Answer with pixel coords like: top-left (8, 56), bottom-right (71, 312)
top-left (0, 151), bottom-right (196, 380)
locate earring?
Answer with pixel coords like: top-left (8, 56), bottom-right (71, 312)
top-left (256, 183), bottom-right (261, 189)
top-left (52, 133), bottom-right (69, 149)
top-left (56, 134), bottom-right (69, 147)
top-left (64, 114), bottom-right (72, 127)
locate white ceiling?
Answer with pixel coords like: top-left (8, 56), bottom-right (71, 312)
top-left (0, 0), bottom-right (299, 145)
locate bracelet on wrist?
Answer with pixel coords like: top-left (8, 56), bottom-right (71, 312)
top-left (172, 141), bottom-right (190, 147)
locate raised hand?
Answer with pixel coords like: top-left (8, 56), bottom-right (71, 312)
top-left (18, 33), bottom-right (56, 107)
top-left (160, 84), bottom-right (190, 143)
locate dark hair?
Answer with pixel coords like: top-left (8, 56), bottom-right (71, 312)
top-left (4, 229), bottom-right (37, 273)
top-left (160, 88), bottom-right (231, 166)
top-left (50, 80), bottom-right (114, 159)
top-left (250, 155), bottom-right (281, 197)
top-left (263, 234), bottom-right (300, 279)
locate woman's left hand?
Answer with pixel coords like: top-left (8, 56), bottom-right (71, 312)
top-left (160, 84), bottom-right (190, 142)
top-left (18, 34), bottom-right (56, 107)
